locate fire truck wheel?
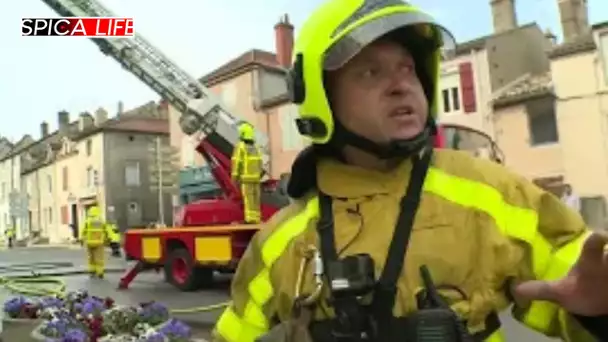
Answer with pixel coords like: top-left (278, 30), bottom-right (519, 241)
top-left (165, 248), bottom-right (212, 291)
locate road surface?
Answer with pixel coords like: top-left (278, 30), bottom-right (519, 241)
top-left (0, 246), bottom-right (558, 341)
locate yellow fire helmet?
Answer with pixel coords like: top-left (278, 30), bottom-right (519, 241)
top-left (237, 122), bottom-right (255, 141)
top-left (287, 0), bottom-right (456, 149)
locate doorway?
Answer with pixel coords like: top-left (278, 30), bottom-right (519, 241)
top-left (70, 204), bottom-right (79, 239)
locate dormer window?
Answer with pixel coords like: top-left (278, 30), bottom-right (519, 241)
top-left (62, 137), bottom-right (71, 154)
top-left (44, 144), bottom-right (53, 163)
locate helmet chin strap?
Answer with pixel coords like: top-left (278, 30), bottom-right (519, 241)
top-left (331, 117), bottom-right (436, 160)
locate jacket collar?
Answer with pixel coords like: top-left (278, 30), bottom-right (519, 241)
top-left (316, 157), bottom-right (414, 198)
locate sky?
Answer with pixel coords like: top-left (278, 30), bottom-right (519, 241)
top-left (1, 0), bottom-right (607, 142)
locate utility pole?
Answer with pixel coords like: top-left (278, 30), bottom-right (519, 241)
top-left (148, 136), bottom-right (179, 227)
top-left (156, 136), bottom-right (165, 226)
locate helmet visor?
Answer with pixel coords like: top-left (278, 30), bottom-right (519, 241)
top-left (324, 11), bottom-right (456, 71)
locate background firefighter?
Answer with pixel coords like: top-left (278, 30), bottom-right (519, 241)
top-left (4, 225), bottom-right (15, 249)
top-left (106, 223), bottom-right (121, 257)
top-left (80, 206), bottom-right (109, 279)
top-left (231, 122), bottom-right (263, 224)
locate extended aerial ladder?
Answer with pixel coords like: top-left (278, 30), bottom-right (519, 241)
top-left (39, 0), bottom-right (291, 290)
top-left (40, 0), bottom-right (275, 193)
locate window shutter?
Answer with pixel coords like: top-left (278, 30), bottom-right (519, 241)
top-left (459, 62), bottom-right (477, 113)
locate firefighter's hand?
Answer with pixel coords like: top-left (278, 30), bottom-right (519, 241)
top-left (513, 231), bottom-right (608, 316)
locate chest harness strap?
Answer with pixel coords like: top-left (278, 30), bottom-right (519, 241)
top-left (312, 147), bottom-right (501, 342)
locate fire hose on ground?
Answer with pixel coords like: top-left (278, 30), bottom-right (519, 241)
top-left (0, 262), bottom-right (232, 314)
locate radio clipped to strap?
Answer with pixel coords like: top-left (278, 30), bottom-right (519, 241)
top-left (407, 265), bottom-right (501, 342)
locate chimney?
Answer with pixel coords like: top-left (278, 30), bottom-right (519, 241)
top-left (158, 99), bottom-right (169, 119)
top-left (57, 110), bottom-right (70, 133)
top-left (94, 107), bottom-right (108, 125)
top-left (558, 0), bottom-right (589, 43)
top-left (40, 121), bottom-right (49, 138)
top-left (274, 14), bottom-right (294, 68)
top-left (117, 101), bottom-right (124, 115)
top-left (490, 0), bottom-right (517, 33)
top-left (78, 112), bottom-right (94, 131)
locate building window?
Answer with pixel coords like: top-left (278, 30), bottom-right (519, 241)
top-left (600, 32), bottom-right (608, 85)
top-left (62, 167), bottom-right (68, 191)
top-left (125, 161), bottom-right (141, 186)
top-left (47, 207), bottom-right (53, 224)
top-left (528, 110), bottom-right (559, 145)
top-left (441, 87), bottom-right (461, 113)
top-left (442, 89), bottom-right (450, 112)
top-left (86, 139), bottom-right (92, 156)
top-left (61, 205), bottom-right (68, 225)
top-left (47, 175), bottom-right (52, 193)
top-left (86, 166), bottom-right (95, 187)
top-left (1, 182), bottom-right (5, 201)
top-left (128, 202), bottom-right (139, 212)
top-left (451, 88), bottom-right (460, 111)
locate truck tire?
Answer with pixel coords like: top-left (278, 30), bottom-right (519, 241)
top-left (164, 248), bottom-right (213, 291)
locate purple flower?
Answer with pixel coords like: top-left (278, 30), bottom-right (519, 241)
top-left (40, 296), bottom-right (65, 309)
top-left (159, 319), bottom-right (191, 339)
top-left (61, 328), bottom-right (87, 342)
top-left (41, 319), bottom-right (70, 337)
top-left (73, 302), bottom-right (83, 313)
top-left (144, 332), bottom-right (166, 342)
top-left (81, 297), bottom-right (104, 316)
top-left (4, 296), bottom-right (29, 316)
top-left (139, 302), bottom-right (169, 325)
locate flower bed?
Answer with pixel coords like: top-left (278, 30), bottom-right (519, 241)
top-left (3, 290), bottom-right (197, 342)
top-left (2, 295), bottom-right (59, 341)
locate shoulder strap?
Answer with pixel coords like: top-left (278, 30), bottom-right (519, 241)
top-left (373, 148), bottom-right (432, 316)
top-left (317, 147), bottom-right (433, 322)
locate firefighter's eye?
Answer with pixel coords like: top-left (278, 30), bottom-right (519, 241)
top-left (360, 66), bottom-right (380, 78)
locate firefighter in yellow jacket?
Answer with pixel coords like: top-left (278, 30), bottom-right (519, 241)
top-left (213, 1), bottom-right (608, 341)
top-left (5, 225), bottom-right (15, 249)
top-left (106, 223), bottom-right (121, 257)
top-left (231, 122), bottom-right (263, 223)
top-left (80, 206), bottom-right (109, 279)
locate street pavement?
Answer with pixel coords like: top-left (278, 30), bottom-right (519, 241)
top-left (0, 246), bottom-right (558, 341)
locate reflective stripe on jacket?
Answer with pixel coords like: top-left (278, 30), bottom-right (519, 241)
top-left (212, 149), bottom-right (595, 342)
top-left (82, 219), bottom-right (106, 246)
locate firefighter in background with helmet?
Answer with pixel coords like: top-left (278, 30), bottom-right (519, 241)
top-left (106, 224), bottom-right (121, 257)
top-left (213, 0), bottom-right (608, 341)
top-left (104, 206), bottom-right (121, 257)
top-left (80, 205), bottom-right (109, 278)
top-left (231, 122), bottom-right (263, 223)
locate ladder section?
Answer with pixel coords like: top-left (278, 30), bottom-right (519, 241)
top-left (39, 0), bottom-right (271, 171)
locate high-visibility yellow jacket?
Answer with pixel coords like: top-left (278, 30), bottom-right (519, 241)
top-left (231, 141), bottom-right (263, 183)
top-left (5, 226), bottom-right (15, 238)
top-left (80, 206), bottom-right (108, 247)
top-left (213, 149), bottom-right (595, 342)
top-left (106, 224), bottom-right (120, 244)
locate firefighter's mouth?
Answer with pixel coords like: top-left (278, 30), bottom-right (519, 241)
top-left (389, 105), bottom-right (415, 117)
